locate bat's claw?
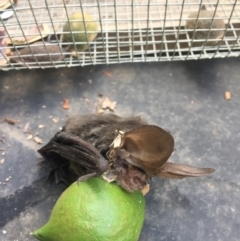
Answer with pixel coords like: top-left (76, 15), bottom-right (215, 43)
top-left (77, 172), bottom-right (97, 185)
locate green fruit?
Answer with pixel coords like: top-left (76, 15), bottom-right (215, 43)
top-left (62, 12), bottom-right (98, 52)
top-left (32, 177), bottom-right (145, 241)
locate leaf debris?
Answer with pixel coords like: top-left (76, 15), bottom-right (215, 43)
top-left (34, 136), bottom-right (42, 144)
top-left (97, 109), bottom-right (104, 114)
top-left (103, 71), bottom-right (111, 77)
top-left (27, 134), bottom-right (33, 140)
top-left (224, 91), bottom-right (231, 100)
top-left (23, 122), bottom-right (30, 132)
top-left (0, 138), bottom-right (5, 143)
top-left (101, 97), bottom-right (116, 111)
top-left (52, 118), bottom-right (58, 123)
top-left (3, 117), bottom-right (19, 125)
top-left (0, 145), bottom-right (10, 151)
top-left (141, 184), bottom-right (150, 196)
top-left (62, 98), bottom-right (70, 110)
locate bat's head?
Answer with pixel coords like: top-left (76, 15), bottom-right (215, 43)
top-left (104, 125), bottom-right (174, 192)
top-left (108, 125), bottom-right (214, 192)
top-left (110, 125), bottom-right (175, 177)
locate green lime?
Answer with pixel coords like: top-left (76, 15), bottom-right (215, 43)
top-left (32, 177), bottom-right (145, 241)
top-left (62, 12), bottom-right (98, 52)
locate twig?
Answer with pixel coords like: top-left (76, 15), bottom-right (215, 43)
top-left (3, 118), bottom-right (19, 125)
top-left (0, 145), bottom-right (10, 151)
top-left (0, 138), bottom-right (5, 143)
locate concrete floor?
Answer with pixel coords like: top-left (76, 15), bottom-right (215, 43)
top-left (0, 58), bottom-right (240, 241)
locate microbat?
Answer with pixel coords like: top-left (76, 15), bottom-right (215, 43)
top-left (38, 114), bottom-right (215, 192)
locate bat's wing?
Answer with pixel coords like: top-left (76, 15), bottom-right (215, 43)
top-left (38, 131), bottom-right (108, 184)
top-left (155, 162), bottom-right (215, 179)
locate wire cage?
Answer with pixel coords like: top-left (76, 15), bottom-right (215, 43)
top-left (0, 0), bottom-right (239, 70)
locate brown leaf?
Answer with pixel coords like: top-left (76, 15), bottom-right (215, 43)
top-left (63, 98), bottom-right (70, 110)
top-left (8, 24), bottom-right (50, 45)
top-left (4, 117), bottom-right (19, 125)
top-left (101, 97), bottom-right (116, 111)
top-left (224, 91), bottom-right (231, 100)
top-left (103, 71), bottom-right (111, 77)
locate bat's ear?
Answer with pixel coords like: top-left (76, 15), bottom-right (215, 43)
top-left (155, 162), bottom-right (215, 179)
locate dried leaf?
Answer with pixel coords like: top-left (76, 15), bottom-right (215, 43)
top-left (0, 144), bottom-right (9, 151)
top-left (0, 158), bottom-right (4, 164)
top-left (225, 91), bottom-right (231, 100)
top-left (101, 97), bottom-right (116, 111)
top-left (27, 134), bottom-right (33, 140)
top-left (0, 0), bottom-right (16, 11)
top-left (62, 98), bottom-right (70, 110)
top-left (0, 0), bottom-right (8, 7)
top-left (97, 109), bottom-right (104, 114)
top-left (23, 122), bottom-right (30, 132)
top-left (4, 117), bottom-right (19, 125)
top-left (34, 136), bottom-right (42, 144)
top-left (103, 71), bottom-right (111, 77)
top-left (52, 118), bottom-right (58, 123)
top-left (141, 184), bottom-right (150, 196)
top-left (8, 24), bottom-right (50, 45)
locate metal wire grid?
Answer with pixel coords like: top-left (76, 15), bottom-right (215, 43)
top-left (0, 0), bottom-right (240, 70)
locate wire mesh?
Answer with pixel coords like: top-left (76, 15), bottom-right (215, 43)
top-left (0, 0), bottom-right (239, 70)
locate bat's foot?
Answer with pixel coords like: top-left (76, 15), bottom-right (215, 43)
top-left (77, 172), bottom-right (97, 184)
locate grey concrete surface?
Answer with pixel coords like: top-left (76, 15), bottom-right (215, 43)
top-left (0, 58), bottom-right (240, 241)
